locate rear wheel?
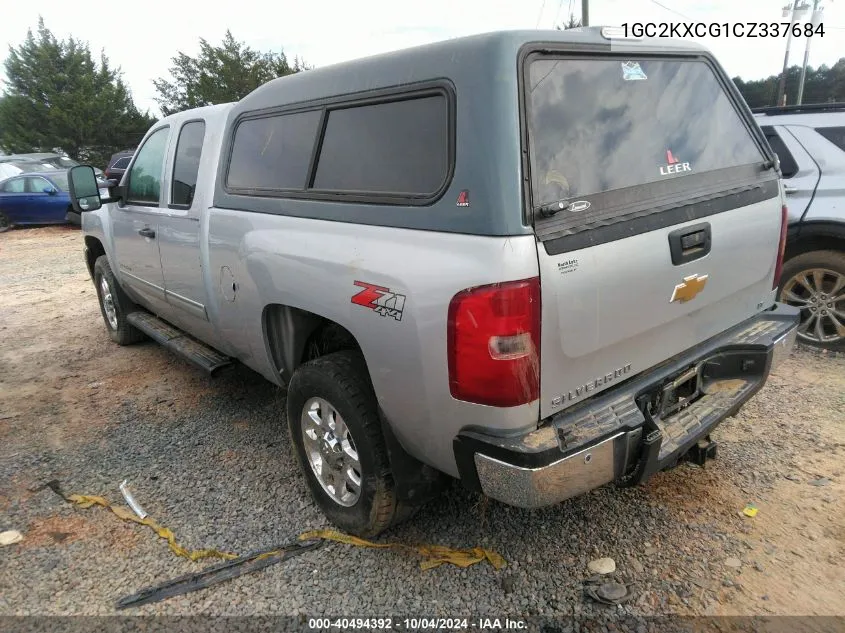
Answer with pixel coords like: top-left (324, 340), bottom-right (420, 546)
top-left (778, 250), bottom-right (845, 350)
top-left (285, 350), bottom-right (410, 537)
top-left (93, 256), bottom-right (145, 345)
top-left (0, 211), bottom-right (11, 233)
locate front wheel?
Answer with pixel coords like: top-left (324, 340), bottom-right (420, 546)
top-left (285, 350), bottom-right (408, 537)
top-left (93, 256), bottom-right (145, 345)
top-left (0, 211), bottom-right (11, 233)
top-left (778, 250), bottom-right (845, 350)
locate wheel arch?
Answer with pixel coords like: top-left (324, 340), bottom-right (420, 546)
top-left (784, 221), bottom-right (845, 263)
top-left (263, 302), bottom-right (447, 506)
top-left (84, 236), bottom-right (106, 281)
top-left (262, 304), bottom-right (361, 386)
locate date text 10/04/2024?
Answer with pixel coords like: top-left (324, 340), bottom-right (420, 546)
top-left (308, 618), bottom-right (528, 630)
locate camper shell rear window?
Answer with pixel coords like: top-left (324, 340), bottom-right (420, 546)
top-left (525, 56), bottom-right (766, 207)
top-left (522, 53), bottom-right (777, 253)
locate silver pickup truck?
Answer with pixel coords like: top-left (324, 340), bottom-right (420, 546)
top-left (67, 28), bottom-right (800, 537)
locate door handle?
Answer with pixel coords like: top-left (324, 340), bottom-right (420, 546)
top-left (138, 227), bottom-right (156, 238)
top-left (783, 185), bottom-right (798, 195)
top-left (667, 222), bottom-right (712, 266)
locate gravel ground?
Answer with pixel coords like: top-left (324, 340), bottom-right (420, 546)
top-left (1, 226), bottom-right (844, 621)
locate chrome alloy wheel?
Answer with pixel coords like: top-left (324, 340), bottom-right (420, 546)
top-left (100, 275), bottom-right (119, 330)
top-left (300, 397), bottom-right (362, 507)
top-left (780, 268), bottom-right (845, 345)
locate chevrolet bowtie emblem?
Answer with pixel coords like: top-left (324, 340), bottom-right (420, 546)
top-left (670, 274), bottom-right (709, 303)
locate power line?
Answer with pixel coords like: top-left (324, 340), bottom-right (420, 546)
top-left (649, 0), bottom-right (693, 21)
top-left (552, 0), bottom-right (566, 27)
top-left (536, 0), bottom-right (548, 28)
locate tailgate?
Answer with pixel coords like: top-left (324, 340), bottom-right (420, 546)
top-left (523, 53), bottom-right (783, 420)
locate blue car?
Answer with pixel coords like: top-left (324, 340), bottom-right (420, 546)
top-left (0, 170), bottom-right (78, 232)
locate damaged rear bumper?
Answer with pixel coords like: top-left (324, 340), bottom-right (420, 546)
top-left (453, 303), bottom-right (799, 508)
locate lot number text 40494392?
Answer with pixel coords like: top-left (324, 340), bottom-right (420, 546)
top-left (307, 617), bottom-right (528, 630)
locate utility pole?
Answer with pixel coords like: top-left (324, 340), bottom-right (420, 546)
top-left (582, 0), bottom-right (589, 26)
top-left (776, 0), bottom-right (802, 106)
top-left (797, 0), bottom-right (823, 105)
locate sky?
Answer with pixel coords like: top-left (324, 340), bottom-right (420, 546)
top-left (1, 0), bottom-right (844, 116)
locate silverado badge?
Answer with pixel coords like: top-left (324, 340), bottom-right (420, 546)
top-left (670, 274), bottom-right (709, 303)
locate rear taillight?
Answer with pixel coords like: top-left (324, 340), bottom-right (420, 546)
top-left (447, 277), bottom-right (541, 407)
top-left (773, 204), bottom-right (788, 290)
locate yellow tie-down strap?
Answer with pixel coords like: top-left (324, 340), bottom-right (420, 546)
top-left (67, 494), bottom-right (506, 571)
top-left (299, 529), bottom-right (506, 571)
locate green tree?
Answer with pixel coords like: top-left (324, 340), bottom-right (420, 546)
top-left (732, 58), bottom-right (845, 108)
top-left (556, 14), bottom-right (583, 30)
top-left (152, 31), bottom-right (308, 116)
top-left (0, 18), bottom-right (155, 168)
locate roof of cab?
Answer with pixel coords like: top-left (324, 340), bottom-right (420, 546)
top-left (232, 28), bottom-right (710, 116)
top-left (157, 102), bottom-right (236, 126)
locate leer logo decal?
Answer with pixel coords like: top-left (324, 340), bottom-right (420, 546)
top-left (351, 281), bottom-right (406, 321)
top-left (660, 149), bottom-right (692, 176)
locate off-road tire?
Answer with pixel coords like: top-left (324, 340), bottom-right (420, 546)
top-left (286, 350), bottom-right (412, 537)
top-left (778, 250), bottom-right (845, 351)
top-left (93, 255), bottom-right (145, 345)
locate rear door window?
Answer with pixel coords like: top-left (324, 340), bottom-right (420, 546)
top-left (171, 120), bottom-right (206, 207)
top-left (2, 178), bottom-right (25, 193)
top-left (526, 57), bottom-right (765, 205)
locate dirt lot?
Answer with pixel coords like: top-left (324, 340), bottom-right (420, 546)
top-left (1, 226), bottom-right (844, 618)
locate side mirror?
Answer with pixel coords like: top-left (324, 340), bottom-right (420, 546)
top-left (43, 186), bottom-right (57, 195)
top-left (67, 165), bottom-right (102, 213)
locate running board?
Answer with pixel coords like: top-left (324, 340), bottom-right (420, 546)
top-left (127, 311), bottom-right (233, 375)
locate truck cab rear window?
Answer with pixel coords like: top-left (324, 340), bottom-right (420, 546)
top-left (526, 58), bottom-right (764, 205)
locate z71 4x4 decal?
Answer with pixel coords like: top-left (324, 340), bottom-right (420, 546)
top-left (351, 281), bottom-right (406, 321)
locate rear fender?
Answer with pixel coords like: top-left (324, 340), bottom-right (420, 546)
top-left (786, 221), bottom-right (845, 261)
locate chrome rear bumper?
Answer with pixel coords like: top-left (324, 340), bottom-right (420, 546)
top-left (473, 433), bottom-right (622, 508)
top-left (454, 303), bottom-right (800, 509)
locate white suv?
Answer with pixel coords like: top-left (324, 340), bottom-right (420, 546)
top-left (754, 103), bottom-right (845, 350)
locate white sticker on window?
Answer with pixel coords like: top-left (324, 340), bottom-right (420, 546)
top-left (621, 61), bottom-right (647, 81)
